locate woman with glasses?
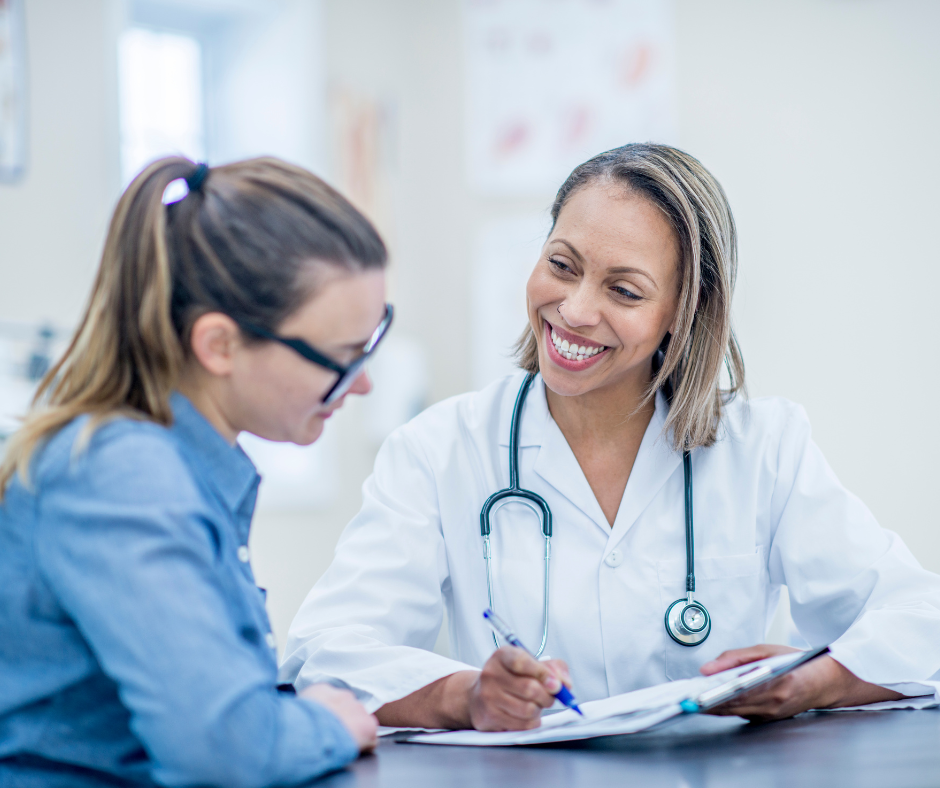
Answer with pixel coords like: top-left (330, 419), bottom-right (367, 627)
top-left (0, 158), bottom-right (392, 787)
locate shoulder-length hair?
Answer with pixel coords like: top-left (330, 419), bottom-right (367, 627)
top-left (516, 143), bottom-right (745, 450)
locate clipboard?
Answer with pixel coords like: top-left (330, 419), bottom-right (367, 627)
top-left (403, 646), bottom-right (833, 747)
top-left (679, 645), bottom-right (831, 713)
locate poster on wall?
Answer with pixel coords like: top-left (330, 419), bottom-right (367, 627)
top-left (0, 0), bottom-right (26, 182)
top-left (463, 0), bottom-right (677, 196)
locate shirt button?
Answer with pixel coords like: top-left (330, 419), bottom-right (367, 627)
top-left (237, 546), bottom-right (250, 563)
top-left (605, 549), bottom-right (623, 567)
top-left (265, 632), bottom-right (277, 649)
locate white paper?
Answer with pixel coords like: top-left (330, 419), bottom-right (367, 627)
top-left (378, 726), bottom-right (446, 737)
top-left (822, 691), bottom-right (939, 712)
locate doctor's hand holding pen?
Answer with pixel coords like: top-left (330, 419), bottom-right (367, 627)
top-left (376, 649), bottom-right (573, 731)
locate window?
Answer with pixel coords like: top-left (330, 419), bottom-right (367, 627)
top-left (118, 27), bottom-right (205, 184)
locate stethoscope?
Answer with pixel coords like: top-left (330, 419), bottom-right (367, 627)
top-left (480, 373), bottom-right (711, 656)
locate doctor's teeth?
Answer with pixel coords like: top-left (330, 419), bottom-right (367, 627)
top-left (550, 328), bottom-right (608, 359)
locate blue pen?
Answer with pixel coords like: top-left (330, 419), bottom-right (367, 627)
top-left (483, 608), bottom-right (583, 715)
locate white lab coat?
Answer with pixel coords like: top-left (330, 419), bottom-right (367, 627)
top-left (279, 372), bottom-right (940, 710)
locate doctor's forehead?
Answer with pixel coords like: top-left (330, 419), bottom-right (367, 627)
top-left (547, 183), bottom-right (681, 280)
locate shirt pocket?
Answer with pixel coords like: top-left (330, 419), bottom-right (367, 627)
top-left (657, 549), bottom-right (766, 681)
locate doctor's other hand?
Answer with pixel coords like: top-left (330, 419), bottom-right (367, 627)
top-left (699, 644), bottom-right (905, 722)
top-left (467, 646), bottom-right (571, 731)
top-left (300, 684), bottom-right (379, 753)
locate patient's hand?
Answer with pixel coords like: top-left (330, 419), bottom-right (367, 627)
top-left (700, 644), bottom-right (905, 722)
top-left (301, 684), bottom-right (379, 753)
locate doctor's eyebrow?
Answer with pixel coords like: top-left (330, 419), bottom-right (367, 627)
top-left (551, 238), bottom-right (658, 288)
top-left (606, 266), bottom-right (658, 288)
top-left (550, 238), bottom-right (586, 263)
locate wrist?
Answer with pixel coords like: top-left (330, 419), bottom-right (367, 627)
top-left (437, 670), bottom-right (478, 729)
top-left (816, 656), bottom-right (904, 709)
top-left (814, 657), bottom-right (856, 708)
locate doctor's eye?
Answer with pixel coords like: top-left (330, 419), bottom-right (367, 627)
top-left (611, 285), bottom-right (642, 301)
top-left (548, 257), bottom-right (574, 275)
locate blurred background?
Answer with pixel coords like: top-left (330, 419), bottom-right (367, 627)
top-left (1, 0), bottom-right (938, 654)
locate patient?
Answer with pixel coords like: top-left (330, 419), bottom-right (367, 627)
top-left (0, 157), bottom-right (389, 787)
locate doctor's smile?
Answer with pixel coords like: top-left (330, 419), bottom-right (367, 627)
top-left (543, 320), bottom-right (609, 368)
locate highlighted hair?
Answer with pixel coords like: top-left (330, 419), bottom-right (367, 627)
top-left (516, 143), bottom-right (745, 450)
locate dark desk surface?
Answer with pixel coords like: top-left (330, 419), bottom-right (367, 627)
top-left (320, 709), bottom-right (940, 788)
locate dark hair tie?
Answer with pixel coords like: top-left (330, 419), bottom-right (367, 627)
top-left (185, 163), bottom-right (210, 194)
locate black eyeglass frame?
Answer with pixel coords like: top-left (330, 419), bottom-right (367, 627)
top-left (238, 304), bottom-right (394, 404)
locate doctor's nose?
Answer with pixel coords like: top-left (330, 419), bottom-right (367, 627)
top-left (557, 288), bottom-right (601, 330)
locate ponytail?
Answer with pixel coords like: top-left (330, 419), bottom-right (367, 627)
top-left (0, 156), bottom-right (386, 495)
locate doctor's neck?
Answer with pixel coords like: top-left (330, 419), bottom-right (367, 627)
top-left (544, 358), bottom-right (657, 448)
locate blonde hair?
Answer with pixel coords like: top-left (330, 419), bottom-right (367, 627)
top-left (0, 156), bottom-right (386, 496)
top-left (516, 143), bottom-right (744, 450)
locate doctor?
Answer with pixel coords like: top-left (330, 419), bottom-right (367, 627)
top-left (280, 143), bottom-right (940, 730)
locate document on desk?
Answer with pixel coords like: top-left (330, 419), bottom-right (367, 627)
top-left (404, 647), bottom-right (830, 746)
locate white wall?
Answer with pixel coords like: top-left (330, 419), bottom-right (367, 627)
top-left (0, 0), bottom-right (122, 326)
top-left (674, 0), bottom-right (940, 571)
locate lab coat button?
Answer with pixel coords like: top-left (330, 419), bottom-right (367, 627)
top-left (237, 545), bottom-right (250, 563)
top-left (605, 549), bottom-right (623, 567)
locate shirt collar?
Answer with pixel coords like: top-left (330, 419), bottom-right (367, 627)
top-left (169, 392), bottom-right (260, 516)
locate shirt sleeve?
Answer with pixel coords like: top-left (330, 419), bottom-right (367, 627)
top-left (278, 425), bottom-right (478, 712)
top-left (767, 404), bottom-right (940, 698)
top-left (33, 426), bottom-right (359, 788)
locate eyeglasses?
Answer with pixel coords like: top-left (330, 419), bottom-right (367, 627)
top-left (237, 304), bottom-right (394, 404)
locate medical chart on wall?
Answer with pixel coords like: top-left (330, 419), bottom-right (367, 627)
top-left (462, 0), bottom-right (677, 196)
top-left (0, 0), bottom-right (26, 182)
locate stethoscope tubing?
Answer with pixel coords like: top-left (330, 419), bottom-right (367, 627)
top-left (481, 373), bottom-right (710, 656)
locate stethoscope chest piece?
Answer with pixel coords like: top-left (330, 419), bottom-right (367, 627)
top-left (665, 594), bottom-right (711, 646)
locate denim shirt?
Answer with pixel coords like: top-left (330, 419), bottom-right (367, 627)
top-left (0, 393), bottom-right (357, 787)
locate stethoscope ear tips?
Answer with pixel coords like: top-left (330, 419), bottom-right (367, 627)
top-left (665, 597), bottom-right (711, 646)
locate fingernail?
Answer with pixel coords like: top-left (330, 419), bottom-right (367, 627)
top-left (545, 676), bottom-right (561, 693)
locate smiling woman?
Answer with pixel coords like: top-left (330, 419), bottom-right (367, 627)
top-left (280, 142), bottom-right (940, 736)
top-left (516, 144), bottom-right (745, 452)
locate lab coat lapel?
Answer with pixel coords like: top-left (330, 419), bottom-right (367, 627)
top-left (532, 409), bottom-right (611, 535)
top-left (606, 391), bottom-right (682, 554)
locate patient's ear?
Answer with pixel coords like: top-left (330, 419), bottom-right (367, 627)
top-left (189, 312), bottom-right (241, 377)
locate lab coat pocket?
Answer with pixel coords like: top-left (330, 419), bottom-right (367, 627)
top-left (657, 549), bottom-right (766, 681)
